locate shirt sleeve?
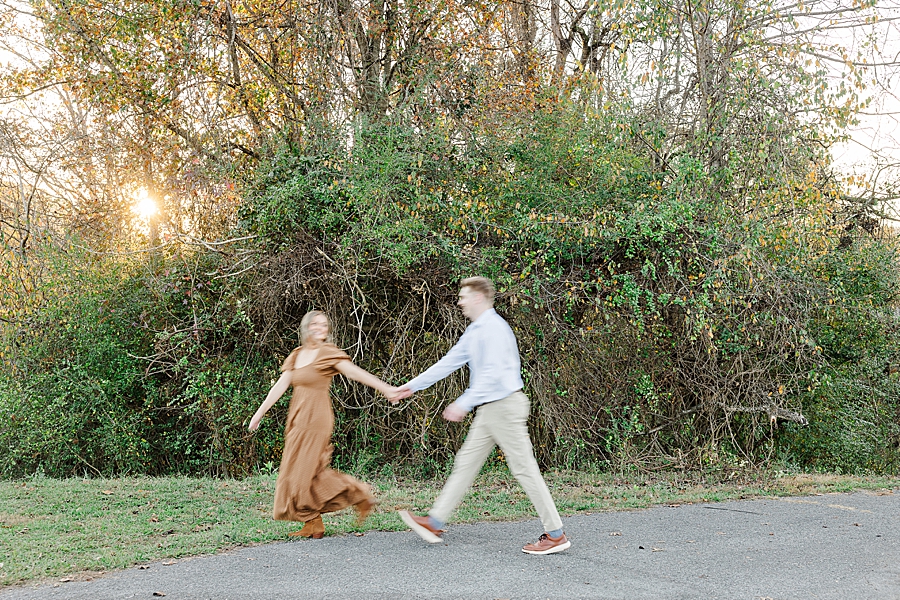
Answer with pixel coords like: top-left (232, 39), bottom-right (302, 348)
top-left (452, 331), bottom-right (500, 413)
top-left (405, 331), bottom-right (471, 392)
top-left (280, 348), bottom-right (301, 372)
top-left (315, 344), bottom-right (351, 377)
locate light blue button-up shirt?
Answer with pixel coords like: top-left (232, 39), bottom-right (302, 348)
top-left (405, 308), bottom-right (525, 413)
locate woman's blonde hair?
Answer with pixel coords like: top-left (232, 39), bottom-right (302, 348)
top-left (299, 310), bottom-right (334, 345)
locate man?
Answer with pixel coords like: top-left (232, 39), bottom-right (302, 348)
top-left (392, 277), bottom-right (570, 555)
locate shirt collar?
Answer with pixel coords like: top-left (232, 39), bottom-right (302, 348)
top-left (468, 307), bottom-right (496, 328)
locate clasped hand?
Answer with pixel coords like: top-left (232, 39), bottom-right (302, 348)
top-left (385, 385), bottom-right (413, 405)
top-left (384, 386), bottom-right (465, 422)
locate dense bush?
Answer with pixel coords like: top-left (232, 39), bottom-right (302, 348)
top-left (0, 253), bottom-right (155, 475)
top-left (1, 101), bottom-right (898, 478)
top-left (778, 238), bottom-right (900, 473)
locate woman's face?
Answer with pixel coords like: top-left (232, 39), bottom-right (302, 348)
top-left (306, 315), bottom-right (329, 343)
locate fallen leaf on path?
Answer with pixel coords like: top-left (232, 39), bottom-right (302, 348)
top-left (58, 578), bottom-right (72, 583)
top-left (153, 592), bottom-right (166, 597)
top-left (162, 561), bottom-right (176, 566)
top-left (609, 532), bottom-right (622, 536)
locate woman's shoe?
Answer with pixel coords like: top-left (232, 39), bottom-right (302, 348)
top-left (289, 516), bottom-right (325, 538)
top-left (354, 497), bottom-right (378, 526)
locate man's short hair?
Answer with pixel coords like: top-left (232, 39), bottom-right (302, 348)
top-left (460, 276), bottom-right (495, 303)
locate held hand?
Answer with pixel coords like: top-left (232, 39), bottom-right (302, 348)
top-left (442, 403), bottom-right (466, 422)
top-left (384, 387), bottom-right (401, 405)
top-left (387, 385), bottom-right (414, 405)
top-left (249, 414), bottom-right (262, 431)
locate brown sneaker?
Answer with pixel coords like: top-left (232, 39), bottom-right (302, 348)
top-left (398, 510), bottom-right (443, 543)
top-left (522, 532), bottom-right (571, 555)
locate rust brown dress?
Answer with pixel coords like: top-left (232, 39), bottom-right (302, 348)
top-left (273, 343), bottom-right (370, 522)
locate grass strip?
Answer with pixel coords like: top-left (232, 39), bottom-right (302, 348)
top-left (1, 469), bottom-right (897, 587)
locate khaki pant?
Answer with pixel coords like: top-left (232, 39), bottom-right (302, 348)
top-left (429, 391), bottom-right (563, 532)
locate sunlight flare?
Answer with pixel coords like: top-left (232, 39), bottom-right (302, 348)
top-left (133, 188), bottom-right (158, 220)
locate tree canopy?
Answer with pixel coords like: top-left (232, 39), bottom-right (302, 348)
top-left (0, 0), bottom-right (898, 477)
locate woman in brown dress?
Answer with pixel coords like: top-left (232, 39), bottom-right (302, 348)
top-left (248, 310), bottom-right (398, 538)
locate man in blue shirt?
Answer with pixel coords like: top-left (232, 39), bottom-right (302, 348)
top-left (393, 277), bottom-right (570, 555)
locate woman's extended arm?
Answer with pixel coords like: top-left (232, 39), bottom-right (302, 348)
top-left (249, 370), bottom-right (292, 431)
top-left (334, 360), bottom-right (398, 399)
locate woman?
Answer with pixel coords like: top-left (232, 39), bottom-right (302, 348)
top-left (249, 310), bottom-right (397, 538)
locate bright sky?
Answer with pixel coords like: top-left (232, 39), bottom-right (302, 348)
top-left (831, 90), bottom-right (900, 170)
top-left (825, 2), bottom-right (900, 219)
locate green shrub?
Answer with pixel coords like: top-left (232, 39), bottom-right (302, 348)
top-left (2, 100), bottom-right (899, 477)
top-left (0, 252), bottom-right (155, 476)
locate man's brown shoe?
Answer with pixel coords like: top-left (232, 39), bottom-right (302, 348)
top-left (398, 510), bottom-right (443, 543)
top-left (522, 532), bottom-right (570, 555)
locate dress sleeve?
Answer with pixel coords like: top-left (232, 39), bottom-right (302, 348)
top-left (315, 343), bottom-right (351, 376)
top-left (280, 348), bottom-right (301, 372)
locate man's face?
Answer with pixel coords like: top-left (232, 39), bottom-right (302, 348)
top-left (457, 286), bottom-right (485, 320)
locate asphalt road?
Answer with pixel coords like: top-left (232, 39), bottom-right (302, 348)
top-left (3, 491), bottom-right (899, 599)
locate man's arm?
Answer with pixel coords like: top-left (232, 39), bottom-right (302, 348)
top-left (451, 359), bottom-right (497, 413)
top-left (441, 332), bottom-right (502, 421)
top-left (401, 331), bottom-right (471, 393)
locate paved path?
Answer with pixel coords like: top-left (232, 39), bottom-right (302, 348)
top-left (3, 491), bottom-right (899, 599)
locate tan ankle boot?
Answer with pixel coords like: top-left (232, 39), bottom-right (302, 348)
top-left (289, 516), bottom-right (324, 538)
